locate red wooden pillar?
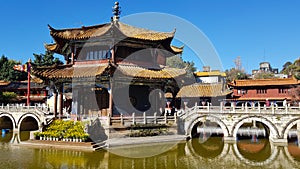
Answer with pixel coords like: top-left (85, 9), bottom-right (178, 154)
top-left (27, 59), bottom-right (31, 106)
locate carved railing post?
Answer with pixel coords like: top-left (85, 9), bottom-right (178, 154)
top-left (120, 114), bottom-right (124, 125)
top-left (143, 112), bottom-right (146, 124)
top-left (154, 112), bottom-right (157, 124)
top-left (132, 113), bottom-right (135, 125)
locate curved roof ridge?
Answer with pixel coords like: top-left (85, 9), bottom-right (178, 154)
top-left (47, 21), bottom-right (176, 41)
top-left (47, 23), bottom-right (110, 32)
top-left (117, 22), bottom-right (175, 35)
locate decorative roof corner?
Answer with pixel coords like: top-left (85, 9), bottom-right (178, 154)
top-left (44, 43), bottom-right (58, 52)
top-left (47, 24), bottom-right (55, 31)
top-left (171, 45), bottom-right (184, 54)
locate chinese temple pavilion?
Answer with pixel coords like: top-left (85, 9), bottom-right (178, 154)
top-left (32, 2), bottom-right (186, 119)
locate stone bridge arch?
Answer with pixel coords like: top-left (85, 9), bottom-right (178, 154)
top-left (282, 117), bottom-right (300, 140)
top-left (17, 112), bottom-right (42, 131)
top-left (0, 112), bottom-right (16, 131)
top-left (185, 115), bottom-right (229, 138)
top-left (232, 116), bottom-right (280, 140)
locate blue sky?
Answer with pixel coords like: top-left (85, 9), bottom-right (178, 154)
top-left (0, 0), bottom-right (300, 73)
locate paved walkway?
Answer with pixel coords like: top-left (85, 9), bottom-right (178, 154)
top-left (105, 135), bottom-right (188, 148)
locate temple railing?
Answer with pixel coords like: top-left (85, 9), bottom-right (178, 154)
top-left (0, 104), bottom-right (50, 114)
top-left (108, 112), bottom-right (177, 126)
top-left (177, 103), bottom-right (300, 118)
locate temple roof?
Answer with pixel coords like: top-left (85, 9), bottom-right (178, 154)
top-left (45, 21), bottom-right (183, 55)
top-left (229, 78), bottom-right (300, 87)
top-left (48, 22), bottom-right (175, 41)
top-left (176, 83), bottom-right (232, 98)
top-left (194, 71), bottom-right (226, 77)
top-left (0, 81), bottom-right (47, 90)
top-left (227, 97), bottom-right (292, 101)
top-left (31, 64), bottom-right (110, 80)
top-left (0, 80), bottom-right (10, 86)
top-left (116, 64), bottom-right (186, 79)
top-left (31, 63), bottom-right (186, 80)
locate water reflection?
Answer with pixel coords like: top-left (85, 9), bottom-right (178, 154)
top-left (237, 139), bottom-right (271, 162)
top-left (190, 136), bottom-right (224, 159)
top-left (1, 132), bottom-right (300, 168)
top-left (0, 130), bottom-right (13, 143)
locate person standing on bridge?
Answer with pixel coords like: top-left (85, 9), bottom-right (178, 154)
top-left (283, 98), bottom-right (287, 107)
top-left (265, 99), bottom-right (270, 107)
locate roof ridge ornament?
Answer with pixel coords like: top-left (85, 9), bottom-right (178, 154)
top-left (111, 1), bottom-right (121, 23)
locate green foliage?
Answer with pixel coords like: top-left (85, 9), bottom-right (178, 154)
top-left (225, 68), bottom-right (248, 83)
top-left (127, 124), bottom-right (172, 137)
top-left (0, 92), bottom-right (18, 103)
top-left (166, 55), bottom-right (197, 77)
top-left (33, 51), bottom-right (63, 67)
top-left (253, 72), bottom-right (275, 79)
top-left (0, 55), bottom-right (27, 81)
top-left (281, 58), bottom-right (300, 79)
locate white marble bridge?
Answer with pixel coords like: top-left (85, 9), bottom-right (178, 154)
top-left (177, 103), bottom-right (300, 144)
top-left (0, 105), bottom-right (54, 132)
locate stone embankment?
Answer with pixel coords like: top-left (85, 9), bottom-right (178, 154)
top-left (15, 135), bottom-right (188, 151)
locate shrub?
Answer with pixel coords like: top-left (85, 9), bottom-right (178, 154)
top-left (35, 120), bottom-right (89, 141)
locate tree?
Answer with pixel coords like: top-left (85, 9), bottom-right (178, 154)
top-left (291, 86), bottom-right (300, 105)
top-left (253, 72), bottom-right (275, 79)
top-left (166, 55), bottom-right (196, 78)
top-left (281, 58), bottom-right (300, 79)
top-left (0, 91), bottom-right (17, 104)
top-left (0, 55), bottom-right (27, 81)
top-left (281, 61), bottom-right (292, 73)
top-left (33, 50), bottom-right (63, 67)
top-left (225, 68), bottom-right (248, 83)
top-left (225, 56), bottom-right (248, 83)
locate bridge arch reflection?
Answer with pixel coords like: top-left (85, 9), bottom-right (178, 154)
top-left (233, 141), bottom-right (278, 166)
top-left (284, 144), bottom-right (300, 168)
top-left (187, 115), bottom-right (229, 138)
top-left (187, 137), bottom-right (228, 159)
top-left (232, 116), bottom-right (279, 139)
top-left (283, 117), bottom-right (300, 140)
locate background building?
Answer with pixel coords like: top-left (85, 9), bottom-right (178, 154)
top-left (252, 62), bottom-right (287, 78)
top-left (228, 77), bottom-right (299, 106)
top-left (0, 80), bottom-right (48, 105)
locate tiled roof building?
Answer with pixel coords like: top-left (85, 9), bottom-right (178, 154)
top-left (32, 2), bottom-right (186, 118)
top-left (0, 81), bottom-right (48, 104)
top-left (228, 78), bottom-right (300, 106)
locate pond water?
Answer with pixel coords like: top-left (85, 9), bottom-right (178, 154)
top-left (1, 131), bottom-right (300, 169)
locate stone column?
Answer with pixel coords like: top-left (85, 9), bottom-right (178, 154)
top-left (53, 92), bottom-right (57, 119)
top-left (252, 120), bottom-right (257, 128)
top-left (54, 83), bottom-right (64, 119)
top-left (108, 80), bottom-right (113, 118)
top-left (57, 90), bottom-right (63, 119)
